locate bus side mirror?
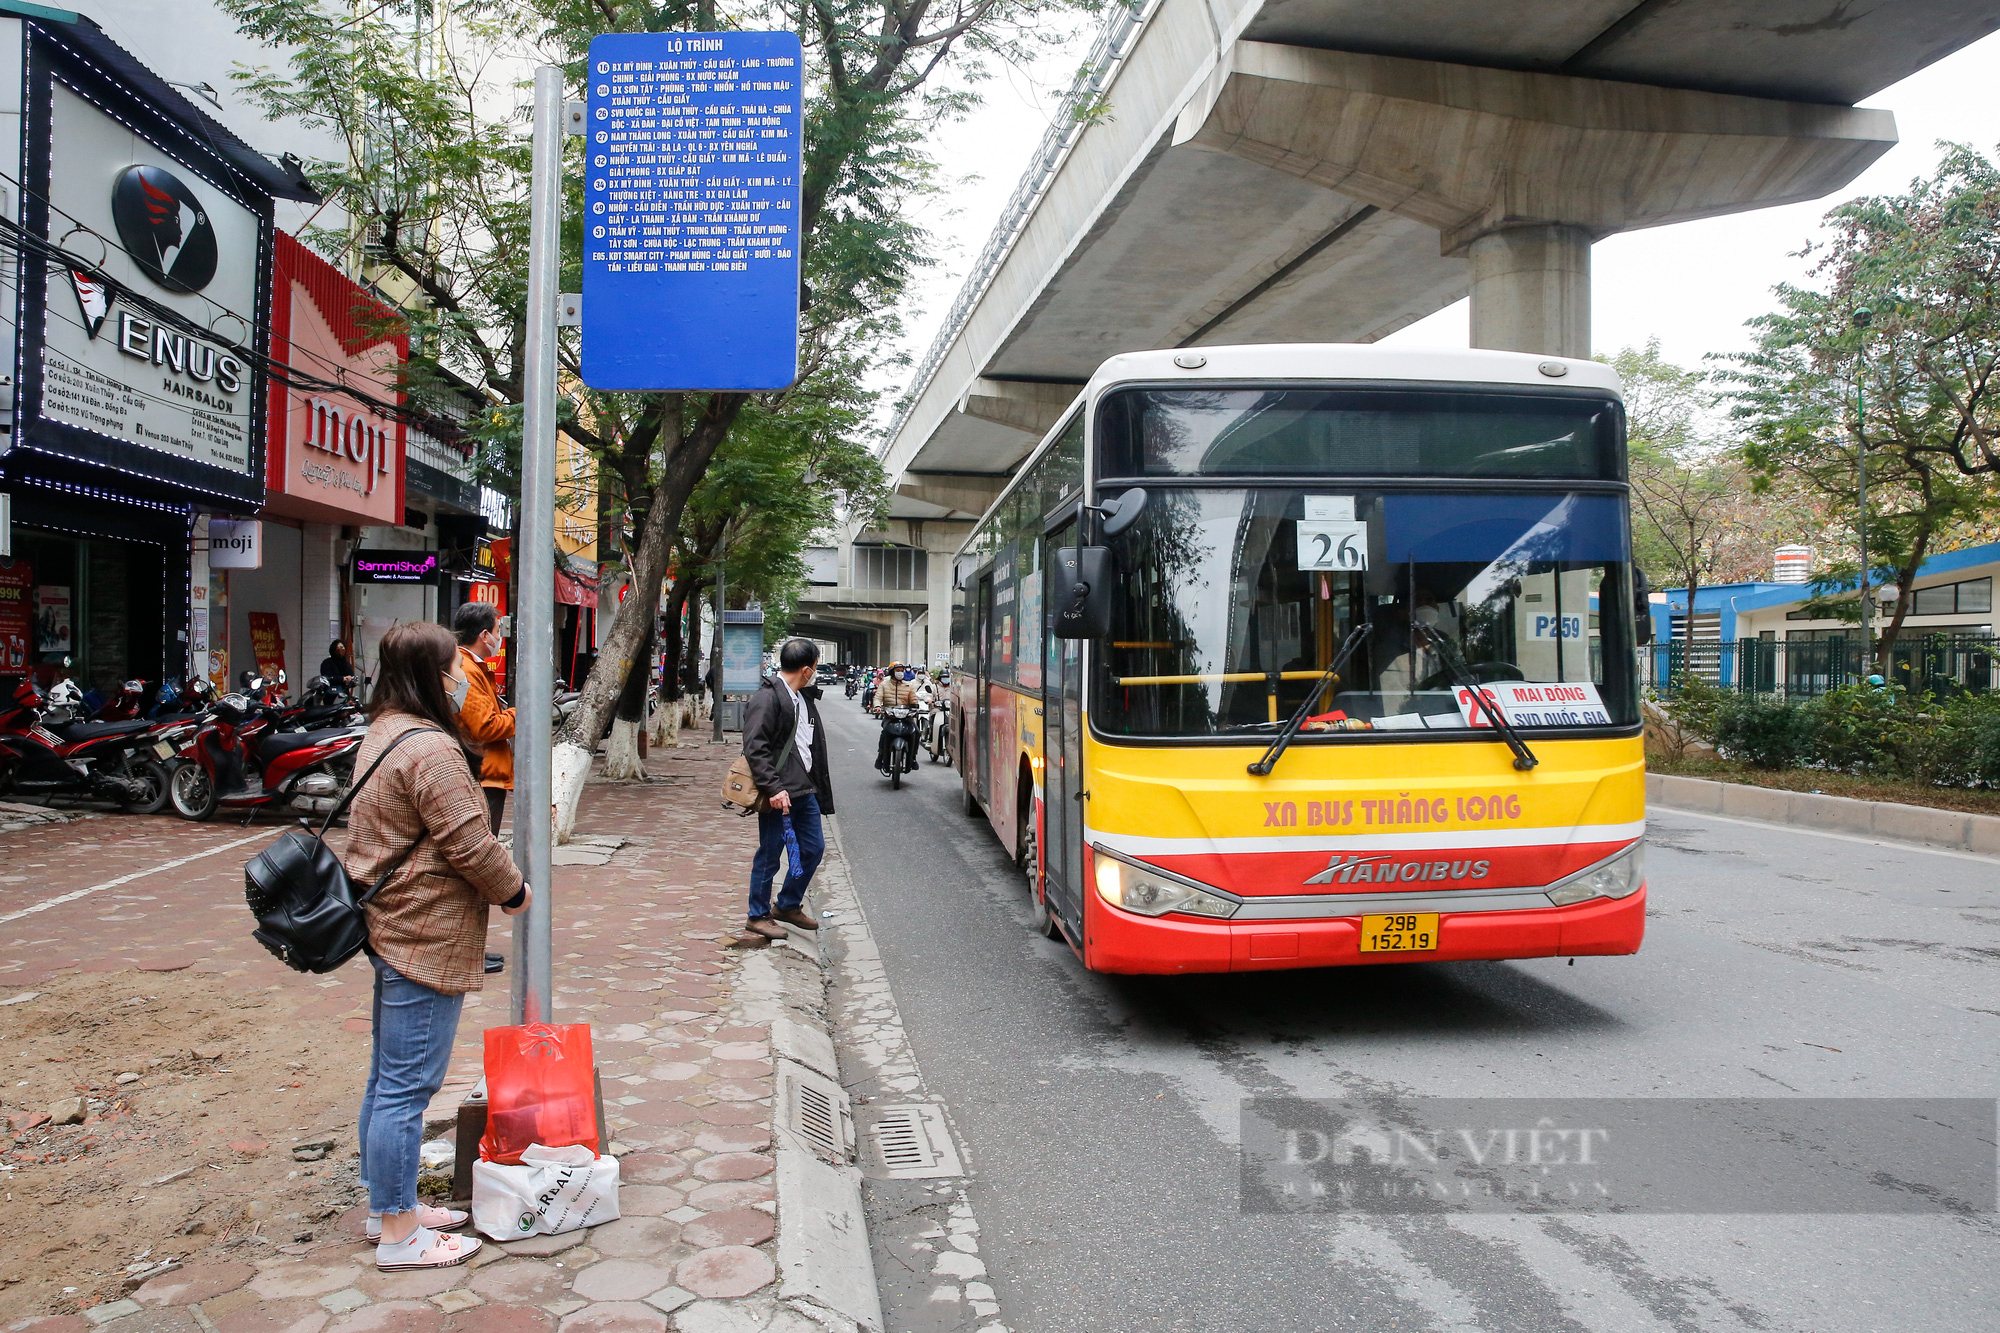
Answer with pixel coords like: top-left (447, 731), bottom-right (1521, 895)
top-left (1053, 547), bottom-right (1114, 639)
top-left (1633, 568), bottom-right (1654, 646)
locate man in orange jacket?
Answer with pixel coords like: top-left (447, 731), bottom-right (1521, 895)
top-left (451, 602), bottom-right (514, 831)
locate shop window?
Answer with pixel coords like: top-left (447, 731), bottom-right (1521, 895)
top-left (1912, 583), bottom-right (1956, 616)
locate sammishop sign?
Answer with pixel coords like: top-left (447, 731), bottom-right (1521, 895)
top-left (352, 549), bottom-right (439, 584)
top-left (35, 80), bottom-right (264, 483)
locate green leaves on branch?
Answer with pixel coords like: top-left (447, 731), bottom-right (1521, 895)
top-left (1713, 143), bottom-right (2000, 665)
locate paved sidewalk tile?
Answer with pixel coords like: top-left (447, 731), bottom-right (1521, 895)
top-left (1, 734), bottom-right (804, 1333)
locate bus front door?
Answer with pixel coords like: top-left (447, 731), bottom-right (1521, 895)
top-left (1042, 529), bottom-right (1085, 930)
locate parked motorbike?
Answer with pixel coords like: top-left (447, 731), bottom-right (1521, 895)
top-left (94, 680), bottom-right (148, 721)
top-left (879, 705), bottom-right (921, 789)
top-left (281, 675), bottom-right (365, 733)
top-left (149, 675), bottom-right (218, 719)
top-left (0, 679), bottom-right (172, 813)
top-left (555, 684), bottom-right (584, 727)
top-left (169, 680), bottom-right (365, 821)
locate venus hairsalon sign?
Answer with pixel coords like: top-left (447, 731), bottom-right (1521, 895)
top-left (36, 81), bottom-right (265, 483)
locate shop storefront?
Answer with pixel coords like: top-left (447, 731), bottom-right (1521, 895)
top-left (0, 8), bottom-right (315, 696)
top-left (211, 232), bottom-right (407, 690)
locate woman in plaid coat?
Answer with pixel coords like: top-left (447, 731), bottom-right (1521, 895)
top-left (343, 621), bottom-right (531, 1270)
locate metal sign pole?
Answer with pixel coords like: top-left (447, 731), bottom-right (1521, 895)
top-left (511, 64), bottom-right (562, 1026)
top-left (711, 563), bottom-right (725, 743)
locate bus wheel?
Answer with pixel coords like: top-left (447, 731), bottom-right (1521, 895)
top-left (962, 778), bottom-right (981, 818)
top-left (1020, 816), bottom-right (1061, 940)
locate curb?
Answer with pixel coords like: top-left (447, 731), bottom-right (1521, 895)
top-left (1648, 771), bottom-right (2000, 856)
top-left (731, 879), bottom-right (884, 1333)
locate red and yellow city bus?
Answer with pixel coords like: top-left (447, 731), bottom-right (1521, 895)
top-left (948, 345), bottom-right (1647, 974)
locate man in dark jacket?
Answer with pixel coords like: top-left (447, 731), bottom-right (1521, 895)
top-left (740, 638), bottom-right (833, 939)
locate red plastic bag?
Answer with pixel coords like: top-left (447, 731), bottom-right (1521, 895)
top-left (479, 1023), bottom-right (598, 1164)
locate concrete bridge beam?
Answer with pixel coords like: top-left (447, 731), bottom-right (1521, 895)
top-left (1187, 41), bottom-right (1897, 355)
top-left (958, 378), bottom-right (1080, 438)
top-left (895, 473), bottom-right (1010, 521)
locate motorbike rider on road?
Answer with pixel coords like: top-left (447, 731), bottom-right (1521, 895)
top-left (873, 663), bottom-right (921, 775)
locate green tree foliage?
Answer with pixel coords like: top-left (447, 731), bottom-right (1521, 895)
top-left (1717, 144), bottom-right (2000, 667)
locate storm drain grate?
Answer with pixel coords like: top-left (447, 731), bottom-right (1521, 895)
top-left (782, 1065), bottom-right (855, 1163)
top-left (865, 1102), bottom-right (964, 1179)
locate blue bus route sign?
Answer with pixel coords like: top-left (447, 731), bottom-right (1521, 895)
top-left (581, 30), bottom-right (803, 392)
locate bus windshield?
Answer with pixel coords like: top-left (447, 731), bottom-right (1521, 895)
top-left (1094, 487), bottom-right (1640, 739)
top-left (1097, 386), bottom-right (1623, 479)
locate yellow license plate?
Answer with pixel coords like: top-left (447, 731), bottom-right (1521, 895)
top-left (1359, 913), bottom-right (1439, 952)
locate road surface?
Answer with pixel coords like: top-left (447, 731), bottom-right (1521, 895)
top-left (820, 696), bottom-right (1999, 1333)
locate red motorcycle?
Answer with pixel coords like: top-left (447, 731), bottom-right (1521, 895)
top-left (94, 680), bottom-right (147, 721)
top-left (169, 678), bottom-right (365, 822)
top-left (0, 679), bottom-right (172, 813)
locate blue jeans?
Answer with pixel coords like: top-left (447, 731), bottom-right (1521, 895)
top-left (358, 956), bottom-right (465, 1215)
top-left (748, 792), bottom-right (824, 920)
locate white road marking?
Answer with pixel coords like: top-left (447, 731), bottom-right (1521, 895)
top-left (0, 830), bottom-right (279, 924)
top-left (822, 813), bottom-right (1012, 1333)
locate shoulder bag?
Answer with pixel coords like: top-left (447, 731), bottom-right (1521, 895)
top-left (719, 689), bottom-right (794, 816)
top-left (244, 726), bottom-right (441, 973)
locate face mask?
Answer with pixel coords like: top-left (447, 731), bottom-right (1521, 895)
top-left (902, 670), bottom-right (914, 681)
top-left (448, 676), bottom-right (470, 712)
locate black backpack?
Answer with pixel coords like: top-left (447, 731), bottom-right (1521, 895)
top-left (244, 727), bottom-right (438, 973)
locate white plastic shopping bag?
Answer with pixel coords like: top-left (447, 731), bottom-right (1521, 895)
top-left (472, 1142), bottom-right (621, 1239)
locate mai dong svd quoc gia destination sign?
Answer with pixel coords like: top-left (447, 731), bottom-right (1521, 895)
top-left (581, 30), bottom-right (804, 392)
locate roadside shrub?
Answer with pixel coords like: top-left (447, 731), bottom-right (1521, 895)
top-left (1969, 700), bottom-right (2000, 787)
top-left (1712, 694), bottom-right (1806, 769)
top-left (1658, 675), bottom-right (2000, 788)
top-left (1797, 685), bottom-right (1900, 774)
top-left (1664, 676), bottom-right (1728, 742)
top-left (1883, 697), bottom-right (1982, 786)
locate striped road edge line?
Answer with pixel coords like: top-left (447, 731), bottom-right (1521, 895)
top-left (0, 829), bottom-right (280, 925)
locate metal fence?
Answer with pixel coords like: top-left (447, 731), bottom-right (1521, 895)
top-left (1644, 635), bottom-right (2000, 698)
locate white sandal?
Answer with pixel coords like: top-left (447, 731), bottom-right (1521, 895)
top-left (367, 1205), bottom-right (468, 1241)
top-left (376, 1225), bottom-right (482, 1271)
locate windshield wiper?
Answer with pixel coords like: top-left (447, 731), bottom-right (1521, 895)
top-left (1247, 624), bottom-right (1372, 777)
top-left (1414, 622), bottom-right (1539, 771)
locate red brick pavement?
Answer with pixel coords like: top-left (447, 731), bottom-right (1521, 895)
top-left (1, 735), bottom-right (801, 1331)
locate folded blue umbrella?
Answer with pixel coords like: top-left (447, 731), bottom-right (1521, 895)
top-left (781, 810), bottom-right (803, 881)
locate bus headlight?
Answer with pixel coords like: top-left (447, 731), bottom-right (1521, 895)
top-left (1092, 848), bottom-right (1238, 919)
top-left (1546, 842), bottom-right (1645, 907)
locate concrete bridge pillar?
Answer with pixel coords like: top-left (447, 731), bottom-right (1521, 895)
top-left (1467, 224), bottom-right (1591, 359)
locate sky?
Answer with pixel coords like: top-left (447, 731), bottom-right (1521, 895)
top-left (888, 23), bottom-right (2000, 394)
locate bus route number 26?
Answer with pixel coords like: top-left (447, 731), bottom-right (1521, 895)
top-left (1297, 519), bottom-right (1369, 572)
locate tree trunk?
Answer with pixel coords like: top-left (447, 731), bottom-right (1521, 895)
top-left (602, 622), bottom-right (655, 780)
top-left (682, 583), bottom-right (705, 697)
top-left (1876, 533), bottom-right (1931, 676)
top-left (551, 395), bottom-right (745, 838)
top-left (658, 576), bottom-right (700, 704)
